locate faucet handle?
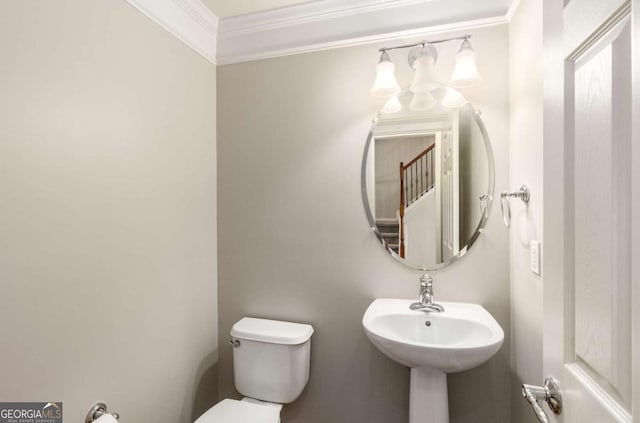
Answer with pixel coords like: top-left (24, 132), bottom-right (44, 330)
top-left (420, 273), bottom-right (433, 287)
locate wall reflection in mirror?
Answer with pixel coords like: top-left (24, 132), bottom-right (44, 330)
top-left (362, 85), bottom-right (494, 270)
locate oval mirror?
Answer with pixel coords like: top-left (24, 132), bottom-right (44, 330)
top-left (362, 84), bottom-right (495, 270)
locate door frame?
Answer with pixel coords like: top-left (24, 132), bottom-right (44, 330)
top-left (632, 0), bottom-right (640, 417)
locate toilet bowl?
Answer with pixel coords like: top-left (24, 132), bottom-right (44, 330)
top-left (195, 317), bottom-right (314, 423)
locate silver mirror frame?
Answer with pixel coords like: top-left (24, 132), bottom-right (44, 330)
top-left (361, 96), bottom-right (495, 271)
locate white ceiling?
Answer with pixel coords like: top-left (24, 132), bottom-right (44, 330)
top-left (200, 0), bottom-right (314, 18)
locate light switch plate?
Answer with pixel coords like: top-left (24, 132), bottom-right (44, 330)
top-left (531, 240), bottom-right (541, 276)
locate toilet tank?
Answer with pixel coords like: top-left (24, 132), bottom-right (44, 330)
top-left (230, 317), bottom-right (314, 404)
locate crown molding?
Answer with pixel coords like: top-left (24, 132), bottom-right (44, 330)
top-left (216, 0), bottom-right (511, 65)
top-left (124, 0), bottom-right (513, 66)
top-left (125, 0), bottom-right (218, 64)
top-left (218, 15), bottom-right (509, 65)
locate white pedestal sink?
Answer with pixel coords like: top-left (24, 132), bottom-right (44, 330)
top-left (362, 299), bottom-right (504, 423)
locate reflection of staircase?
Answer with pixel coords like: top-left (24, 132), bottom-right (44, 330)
top-left (399, 144), bottom-right (435, 258)
top-left (376, 219), bottom-right (400, 254)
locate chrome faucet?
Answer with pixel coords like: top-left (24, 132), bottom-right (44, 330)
top-left (409, 274), bottom-right (445, 312)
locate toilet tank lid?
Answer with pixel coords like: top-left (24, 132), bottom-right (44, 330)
top-left (231, 317), bottom-right (314, 345)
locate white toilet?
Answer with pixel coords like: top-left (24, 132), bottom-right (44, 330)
top-left (196, 317), bottom-right (314, 423)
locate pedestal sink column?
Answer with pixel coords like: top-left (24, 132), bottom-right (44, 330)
top-left (409, 367), bottom-right (448, 423)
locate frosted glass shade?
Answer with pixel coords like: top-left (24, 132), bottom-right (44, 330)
top-left (410, 91), bottom-right (437, 112)
top-left (382, 96), bottom-right (403, 114)
top-left (410, 55), bottom-right (437, 93)
top-left (441, 88), bottom-right (468, 108)
top-left (370, 57), bottom-right (401, 97)
top-left (450, 44), bottom-right (482, 88)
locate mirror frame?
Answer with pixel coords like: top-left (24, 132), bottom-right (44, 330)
top-left (361, 98), bottom-right (496, 270)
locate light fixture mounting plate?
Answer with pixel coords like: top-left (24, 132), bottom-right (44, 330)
top-left (408, 44), bottom-right (438, 70)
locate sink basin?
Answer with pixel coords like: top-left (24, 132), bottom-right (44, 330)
top-left (362, 298), bottom-right (504, 372)
top-left (363, 299), bottom-right (504, 423)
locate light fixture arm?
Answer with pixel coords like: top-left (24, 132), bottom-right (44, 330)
top-left (378, 35), bottom-right (471, 53)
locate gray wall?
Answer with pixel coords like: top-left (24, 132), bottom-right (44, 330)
top-left (218, 24), bottom-right (511, 423)
top-left (0, 1), bottom-right (218, 422)
top-left (509, 0), bottom-right (544, 421)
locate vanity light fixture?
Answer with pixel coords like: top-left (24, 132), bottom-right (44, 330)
top-left (441, 88), bottom-right (469, 108)
top-left (409, 90), bottom-right (438, 111)
top-left (382, 95), bottom-right (403, 114)
top-left (371, 35), bottom-right (482, 101)
top-left (449, 38), bottom-right (483, 88)
top-left (409, 44), bottom-right (438, 93)
top-left (370, 51), bottom-right (402, 97)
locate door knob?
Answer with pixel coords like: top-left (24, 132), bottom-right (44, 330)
top-left (522, 377), bottom-right (562, 423)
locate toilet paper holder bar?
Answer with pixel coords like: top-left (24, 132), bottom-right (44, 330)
top-left (85, 402), bottom-right (120, 423)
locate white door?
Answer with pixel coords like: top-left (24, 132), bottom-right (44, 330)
top-left (538, 0), bottom-right (639, 422)
top-left (435, 113), bottom-right (460, 263)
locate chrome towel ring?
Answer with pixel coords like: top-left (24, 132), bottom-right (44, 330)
top-left (500, 185), bottom-right (530, 228)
